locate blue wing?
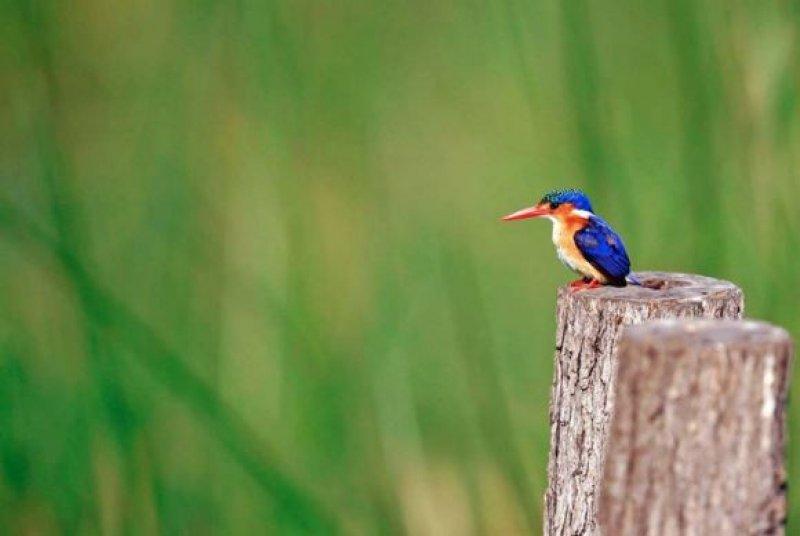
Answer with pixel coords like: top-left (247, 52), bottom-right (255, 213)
top-left (573, 216), bottom-right (631, 283)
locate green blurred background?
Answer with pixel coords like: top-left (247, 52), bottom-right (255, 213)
top-left (1, 0), bottom-right (799, 533)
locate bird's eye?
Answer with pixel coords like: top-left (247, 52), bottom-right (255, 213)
top-left (550, 202), bottom-right (561, 209)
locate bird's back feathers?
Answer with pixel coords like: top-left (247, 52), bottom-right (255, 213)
top-left (573, 215), bottom-right (631, 285)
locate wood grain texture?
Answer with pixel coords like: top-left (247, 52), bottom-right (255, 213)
top-left (599, 320), bottom-right (792, 535)
top-left (545, 272), bottom-right (743, 535)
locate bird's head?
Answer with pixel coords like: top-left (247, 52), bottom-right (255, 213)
top-left (502, 188), bottom-right (593, 222)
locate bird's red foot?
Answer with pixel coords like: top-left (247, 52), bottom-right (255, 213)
top-left (569, 278), bottom-right (602, 292)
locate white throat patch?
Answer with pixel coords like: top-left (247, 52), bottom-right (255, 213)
top-left (571, 209), bottom-right (593, 219)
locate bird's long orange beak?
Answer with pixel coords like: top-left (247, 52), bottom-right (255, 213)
top-left (501, 204), bottom-right (550, 221)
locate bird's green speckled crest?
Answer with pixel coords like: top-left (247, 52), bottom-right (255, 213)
top-left (540, 189), bottom-right (593, 212)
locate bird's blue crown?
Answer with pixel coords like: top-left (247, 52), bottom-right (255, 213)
top-left (540, 188), bottom-right (593, 212)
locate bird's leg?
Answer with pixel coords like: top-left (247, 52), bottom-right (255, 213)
top-left (569, 277), bottom-right (592, 291)
top-left (570, 278), bottom-right (604, 292)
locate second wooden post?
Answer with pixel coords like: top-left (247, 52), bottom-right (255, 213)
top-left (599, 319), bottom-right (791, 535)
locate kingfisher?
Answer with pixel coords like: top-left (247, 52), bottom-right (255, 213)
top-left (502, 188), bottom-right (635, 290)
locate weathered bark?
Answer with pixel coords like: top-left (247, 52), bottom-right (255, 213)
top-left (599, 320), bottom-right (792, 535)
top-left (545, 272), bottom-right (743, 535)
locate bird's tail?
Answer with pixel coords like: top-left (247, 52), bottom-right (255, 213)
top-left (626, 274), bottom-right (644, 286)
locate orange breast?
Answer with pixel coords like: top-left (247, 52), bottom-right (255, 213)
top-left (552, 211), bottom-right (608, 283)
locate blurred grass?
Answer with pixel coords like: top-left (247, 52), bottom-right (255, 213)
top-left (1, 0), bottom-right (800, 533)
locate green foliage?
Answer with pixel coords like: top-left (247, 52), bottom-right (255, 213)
top-left (1, 0), bottom-right (799, 532)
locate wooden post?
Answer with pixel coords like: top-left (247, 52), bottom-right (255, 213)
top-left (545, 272), bottom-right (743, 535)
top-left (599, 320), bottom-right (792, 535)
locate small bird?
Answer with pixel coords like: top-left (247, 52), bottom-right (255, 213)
top-left (502, 188), bottom-right (635, 290)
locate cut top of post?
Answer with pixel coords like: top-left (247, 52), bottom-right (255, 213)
top-left (622, 318), bottom-right (791, 349)
top-left (559, 271), bottom-right (742, 305)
